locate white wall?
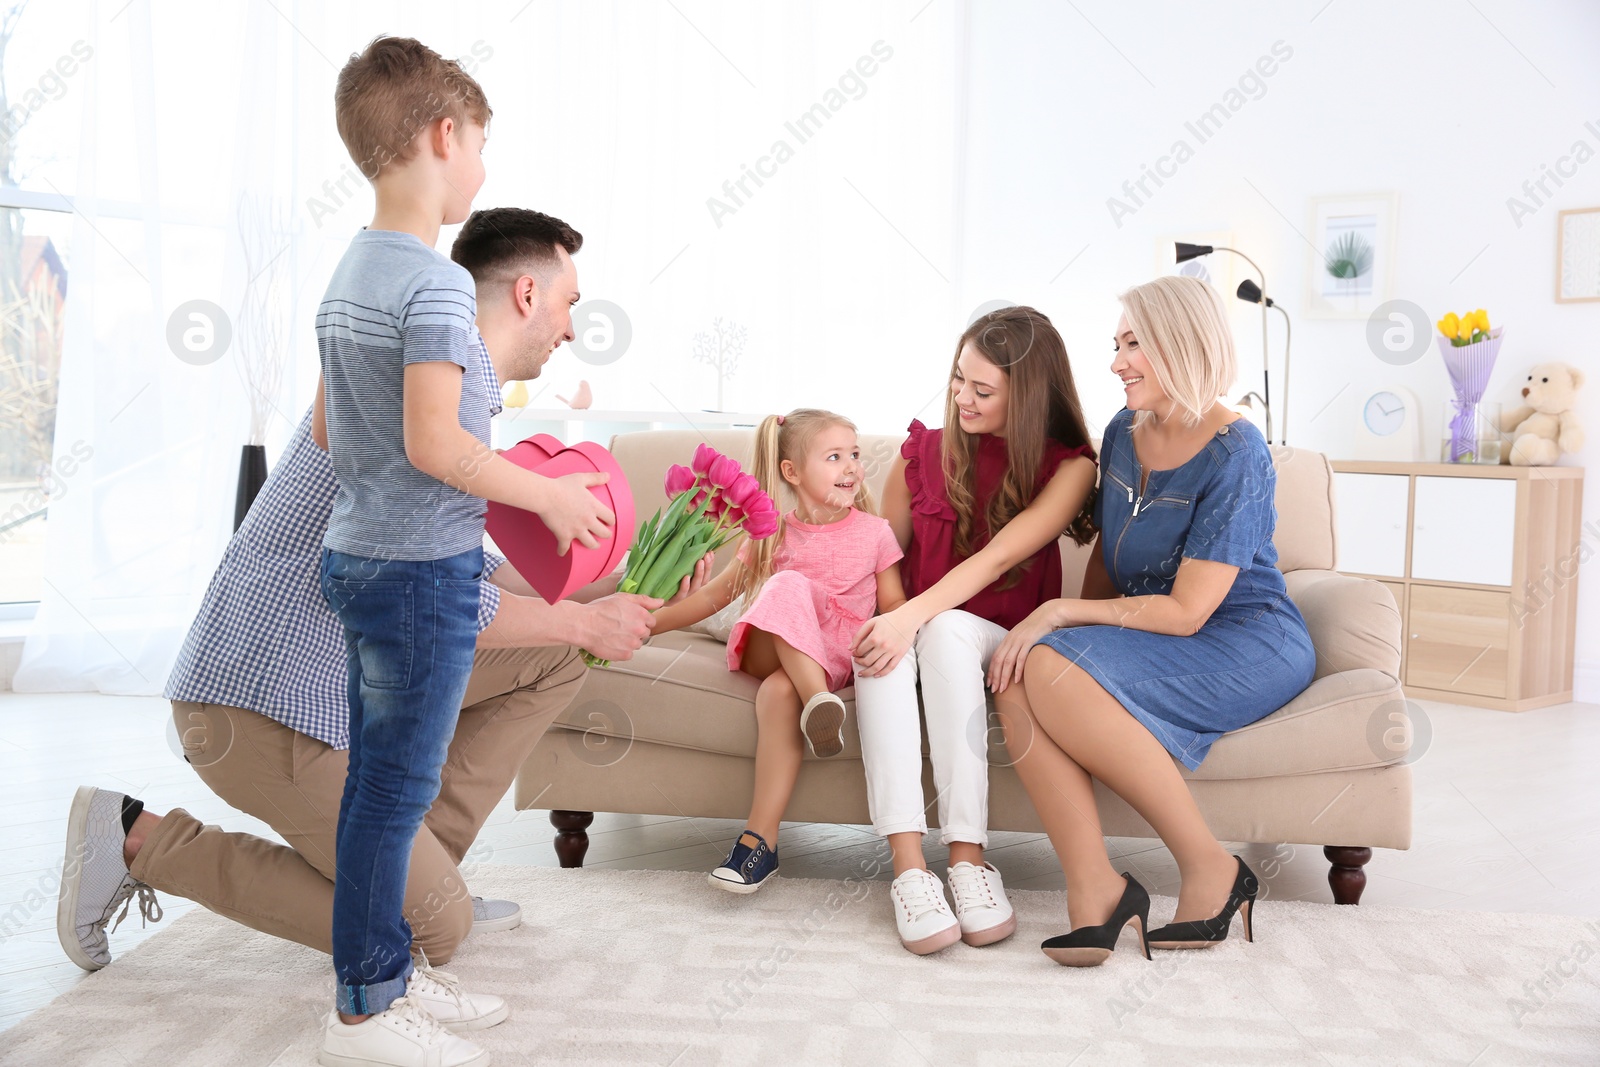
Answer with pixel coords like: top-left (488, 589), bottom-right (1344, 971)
top-left (956, 0), bottom-right (1600, 700)
top-left (284, 3), bottom-right (966, 440)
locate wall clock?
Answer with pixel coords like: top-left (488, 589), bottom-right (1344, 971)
top-left (1351, 386), bottom-right (1423, 461)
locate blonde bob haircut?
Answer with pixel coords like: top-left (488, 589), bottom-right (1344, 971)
top-left (1117, 275), bottom-right (1238, 428)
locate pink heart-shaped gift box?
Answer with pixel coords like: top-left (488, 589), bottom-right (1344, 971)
top-left (485, 434), bottom-right (635, 603)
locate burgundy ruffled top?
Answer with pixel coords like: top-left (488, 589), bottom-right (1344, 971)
top-left (899, 419), bottom-right (1096, 630)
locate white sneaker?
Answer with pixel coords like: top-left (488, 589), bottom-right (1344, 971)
top-left (319, 993), bottom-right (488, 1067)
top-left (800, 692), bottom-right (847, 758)
top-left (947, 861), bottom-right (1017, 947)
top-left (888, 868), bottom-right (961, 955)
top-left (408, 959), bottom-right (509, 1032)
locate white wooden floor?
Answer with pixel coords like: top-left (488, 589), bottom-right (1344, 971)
top-left (3, 691), bottom-right (1598, 1034)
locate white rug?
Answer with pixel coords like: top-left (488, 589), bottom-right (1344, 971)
top-left (9, 866), bottom-right (1599, 1066)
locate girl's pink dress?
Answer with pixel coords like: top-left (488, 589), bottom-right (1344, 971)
top-left (727, 508), bottom-right (903, 691)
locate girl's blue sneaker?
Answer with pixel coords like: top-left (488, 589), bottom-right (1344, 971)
top-left (709, 830), bottom-right (778, 894)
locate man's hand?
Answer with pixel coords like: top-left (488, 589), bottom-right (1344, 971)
top-left (573, 592), bottom-right (661, 662)
top-left (536, 471), bottom-right (616, 555)
top-left (665, 551), bottom-right (717, 607)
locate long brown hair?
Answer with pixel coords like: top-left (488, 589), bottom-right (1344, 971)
top-left (732, 408), bottom-right (877, 603)
top-left (941, 305), bottom-right (1095, 587)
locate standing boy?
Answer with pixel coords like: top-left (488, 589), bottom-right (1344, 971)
top-left (313, 37), bottom-right (612, 1067)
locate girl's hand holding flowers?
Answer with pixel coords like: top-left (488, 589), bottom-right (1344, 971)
top-left (585, 445), bottom-right (777, 666)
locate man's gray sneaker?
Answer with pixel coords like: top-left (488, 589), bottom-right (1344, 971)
top-left (470, 896), bottom-right (521, 933)
top-left (57, 786), bottom-right (163, 971)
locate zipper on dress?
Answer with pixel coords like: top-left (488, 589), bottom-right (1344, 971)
top-left (1101, 467), bottom-right (1139, 578)
top-left (1112, 504), bottom-right (1136, 575)
top-left (1104, 468), bottom-right (1135, 504)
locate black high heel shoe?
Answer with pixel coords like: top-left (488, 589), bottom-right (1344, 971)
top-left (1040, 873), bottom-right (1151, 967)
top-left (1146, 855), bottom-right (1258, 950)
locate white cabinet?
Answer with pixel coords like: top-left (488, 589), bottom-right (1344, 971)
top-left (1333, 472), bottom-right (1410, 578)
top-left (1409, 476), bottom-right (1517, 587)
top-left (1331, 461), bottom-right (1584, 712)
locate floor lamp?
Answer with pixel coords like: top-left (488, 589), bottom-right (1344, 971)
top-left (1237, 279), bottom-right (1292, 446)
top-left (1174, 243), bottom-right (1282, 444)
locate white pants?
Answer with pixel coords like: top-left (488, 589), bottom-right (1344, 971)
top-left (853, 609), bottom-right (1007, 847)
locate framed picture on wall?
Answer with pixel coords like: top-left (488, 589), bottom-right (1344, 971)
top-left (1556, 207), bottom-right (1600, 303)
top-left (1304, 192), bottom-right (1399, 319)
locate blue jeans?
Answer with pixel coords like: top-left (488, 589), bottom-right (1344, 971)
top-left (319, 546), bottom-right (482, 1016)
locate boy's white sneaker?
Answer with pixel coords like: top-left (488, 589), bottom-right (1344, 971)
top-left (318, 993), bottom-right (489, 1067)
top-left (408, 959), bottom-right (508, 1032)
top-left (888, 868), bottom-right (961, 955)
top-left (947, 860), bottom-right (1017, 946)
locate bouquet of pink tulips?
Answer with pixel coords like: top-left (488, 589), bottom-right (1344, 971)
top-left (585, 443), bottom-right (779, 666)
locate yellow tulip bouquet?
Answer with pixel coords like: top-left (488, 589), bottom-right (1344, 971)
top-left (1435, 307), bottom-right (1505, 462)
top-left (1437, 309), bottom-right (1492, 347)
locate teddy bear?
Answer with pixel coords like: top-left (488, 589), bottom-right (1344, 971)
top-left (1499, 361), bottom-right (1585, 465)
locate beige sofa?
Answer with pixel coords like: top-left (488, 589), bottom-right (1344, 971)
top-left (513, 428), bottom-right (1412, 903)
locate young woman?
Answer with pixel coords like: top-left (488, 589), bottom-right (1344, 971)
top-left (992, 275), bottom-right (1316, 966)
top-left (850, 306), bottom-right (1097, 954)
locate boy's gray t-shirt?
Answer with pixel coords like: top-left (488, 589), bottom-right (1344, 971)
top-left (317, 229), bottom-right (492, 561)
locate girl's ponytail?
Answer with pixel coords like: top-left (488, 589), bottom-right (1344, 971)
top-left (751, 413), bottom-right (785, 507)
top-left (732, 414), bottom-right (788, 602)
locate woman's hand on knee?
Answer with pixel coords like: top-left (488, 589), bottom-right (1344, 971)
top-left (852, 606), bottom-right (920, 678)
top-left (986, 602), bottom-right (1060, 694)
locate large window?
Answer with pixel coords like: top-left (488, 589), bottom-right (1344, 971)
top-left (1, 0), bottom-right (83, 604)
top-left (0, 206), bottom-right (69, 604)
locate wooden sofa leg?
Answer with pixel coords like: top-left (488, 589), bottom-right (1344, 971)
top-left (1324, 845), bottom-right (1372, 904)
top-left (551, 811), bottom-right (594, 868)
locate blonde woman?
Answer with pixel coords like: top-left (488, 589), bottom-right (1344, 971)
top-left (991, 275), bottom-right (1316, 966)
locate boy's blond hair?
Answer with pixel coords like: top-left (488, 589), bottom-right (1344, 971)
top-left (335, 36), bottom-right (492, 181)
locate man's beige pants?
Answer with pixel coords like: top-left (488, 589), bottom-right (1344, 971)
top-left (132, 644), bottom-right (585, 964)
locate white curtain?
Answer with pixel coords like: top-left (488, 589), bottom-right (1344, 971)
top-left (17, 0), bottom-right (965, 694)
top-left (17, 0), bottom-right (304, 693)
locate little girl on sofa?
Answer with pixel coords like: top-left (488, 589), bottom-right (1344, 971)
top-left (647, 408), bottom-right (906, 892)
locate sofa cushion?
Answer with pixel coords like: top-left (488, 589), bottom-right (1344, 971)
top-left (1284, 569), bottom-right (1402, 680)
top-left (1183, 668), bottom-right (1407, 781)
top-left (571, 630), bottom-right (1405, 782)
top-left (563, 632), bottom-right (870, 761)
top-left (1267, 445), bottom-right (1337, 572)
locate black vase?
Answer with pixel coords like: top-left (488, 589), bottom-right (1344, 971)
top-left (234, 444), bottom-right (268, 531)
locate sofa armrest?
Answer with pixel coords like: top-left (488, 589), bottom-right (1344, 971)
top-left (1284, 569), bottom-right (1402, 681)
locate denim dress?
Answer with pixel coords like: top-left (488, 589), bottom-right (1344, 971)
top-left (1036, 409), bottom-right (1316, 769)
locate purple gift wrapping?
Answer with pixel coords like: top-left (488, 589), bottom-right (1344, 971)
top-left (1436, 326), bottom-right (1505, 461)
